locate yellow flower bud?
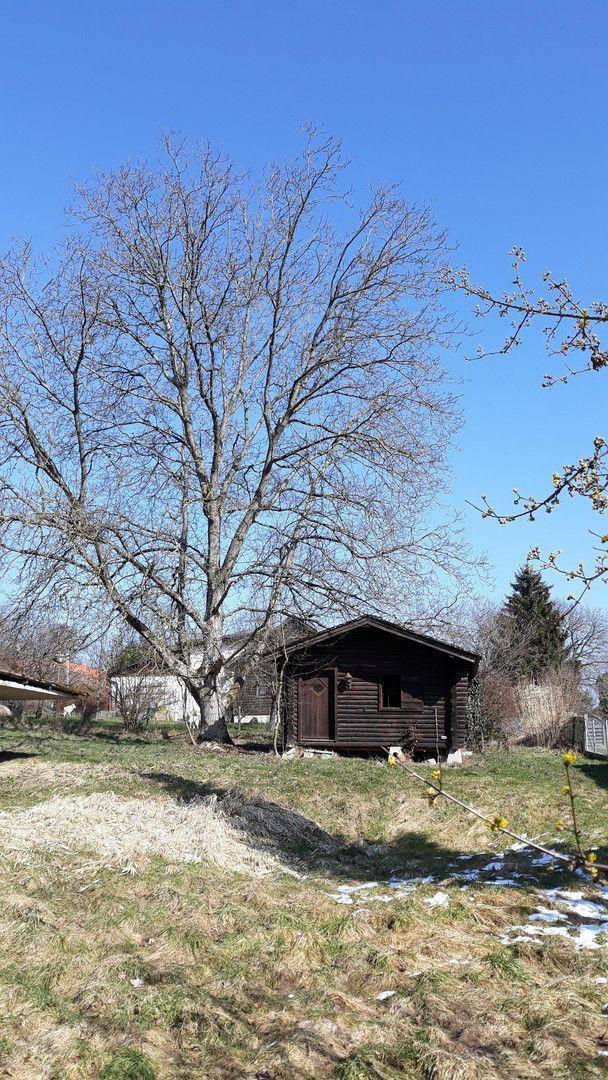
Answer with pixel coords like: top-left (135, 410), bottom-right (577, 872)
top-left (561, 785), bottom-right (571, 796)
top-left (587, 852), bottom-right (598, 863)
top-left (563, 751), bottom-right (577, 766)
top-left (431, 769), bottom-right (442, 779)
top-left (387, 756), bottom-right (396, 768)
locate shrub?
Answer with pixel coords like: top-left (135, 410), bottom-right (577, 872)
top-left (512, 667), bottom-right (582, 747)
top-left (466, 672), bottom-right (518, 750)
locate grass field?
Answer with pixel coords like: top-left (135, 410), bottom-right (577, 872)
top-left (0, 726), bottom-right (607, 1078)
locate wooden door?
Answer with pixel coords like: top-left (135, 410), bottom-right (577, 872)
top-left (299, 670), bottom-right (334, 741)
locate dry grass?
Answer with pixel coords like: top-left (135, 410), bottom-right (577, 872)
top-left (0, 791), bottom-right (282, 875)
top-left (0, 738), bottom-right (606, 1077)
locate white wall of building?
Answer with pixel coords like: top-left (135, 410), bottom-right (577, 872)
top-left (110, 673), bottom-right (200, 725)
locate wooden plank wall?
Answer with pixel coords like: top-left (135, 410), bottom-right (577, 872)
top-left (239, 678), bottom-right (273, 715)
top-left (284, 627), bottom-right (473, 751)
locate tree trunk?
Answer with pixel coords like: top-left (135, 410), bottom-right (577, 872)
top-left (188, 678), bottom-right (234, 745)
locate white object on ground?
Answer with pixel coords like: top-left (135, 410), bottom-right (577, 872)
top-left (446, 749), bottom-right (463, 766)
top-left (424, 890), bottom-right (449, 908)
top-left (529, 908), bottom-right (567, 923)
top-left (63, 704), bottom-right (76, 716)
top-left (376, 990), bottom-right (396, 1001)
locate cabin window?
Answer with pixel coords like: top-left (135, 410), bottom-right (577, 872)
top-left (380, 674), bottom-right (401, 709)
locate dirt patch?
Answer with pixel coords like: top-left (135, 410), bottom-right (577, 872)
top-left (0, 791), bottom-right (283, 875)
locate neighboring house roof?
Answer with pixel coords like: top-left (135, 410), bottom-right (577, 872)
top-left (266, 614), bottom-right (480, 665)
top-left (0, 668), bottom-right (81, 701)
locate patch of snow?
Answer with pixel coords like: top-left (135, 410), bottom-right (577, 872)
top-left (482, 859), bottom-right (506, 873)
top-left (543, 888), bottom-right (608, 920)
top-left (388, 874), bottom-right (434, 890)
top-left (335, 882), bottom-right (379, 893)
top-left (529, 908), bottom-right (567, 923)
top-left (501, 886), bottom-right (608, 950)
top-left (530, 853), bottom-right (555, 867)
top-left (424, 890), bottom-right (449, 908)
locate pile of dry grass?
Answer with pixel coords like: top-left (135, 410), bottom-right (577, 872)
top-left (0, 791), bottom-right (282, 875)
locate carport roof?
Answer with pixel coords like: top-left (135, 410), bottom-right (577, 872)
top-left (0, 668), bottom-right (80, 701)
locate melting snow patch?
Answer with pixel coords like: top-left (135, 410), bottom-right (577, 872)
top-left (530, 853), bottom-right (555, 867)
top-left (424, 891), bottom-right (449, 908)
top-left (544, 889), bottom-right (608, 920)
top-left (529, 908), bottom-right (567, 923)
top-left (501, 887), bottom-right (608, 950)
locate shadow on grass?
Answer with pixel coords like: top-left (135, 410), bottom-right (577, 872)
top-left (0, 750), bottom-right (36, 763)
top-left (142, 769), bottom-right (576, 890)
top-left (578, 757), bottom-right (608, 792)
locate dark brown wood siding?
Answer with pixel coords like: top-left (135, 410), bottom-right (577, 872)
top-left (284, 626), bottom-right (473, 751)
top-left (239, 676), bottom-right (273, 715)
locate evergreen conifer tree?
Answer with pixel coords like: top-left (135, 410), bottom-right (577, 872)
top-left (501, 564), bottom-right (569, 681)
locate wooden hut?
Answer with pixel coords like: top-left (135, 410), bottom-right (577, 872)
top-left (276, 616), bottom-right (479, 755)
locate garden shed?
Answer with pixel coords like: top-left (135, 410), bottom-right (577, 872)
top-left (277, 616), bottom-right (479, 754)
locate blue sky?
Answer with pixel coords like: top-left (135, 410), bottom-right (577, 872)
top-left (2, 0), bottom-right (606, 608)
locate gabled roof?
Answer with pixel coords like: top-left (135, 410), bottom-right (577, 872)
top-left (269, 615), bottom-right (480, 665)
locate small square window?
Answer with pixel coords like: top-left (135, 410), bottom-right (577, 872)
top-left (380, 675), bottom-right (401, 709)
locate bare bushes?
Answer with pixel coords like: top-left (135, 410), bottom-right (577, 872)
top-left (467, 667), bottom-right (582, 750)
top-left (110, 673), bottom-right (171, 734)
top-left (511, 667), bottom-right (582, 748)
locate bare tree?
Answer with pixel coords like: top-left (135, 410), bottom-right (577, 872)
top-left (0, 133), bottom-right (472, 743)
top-left (561, 603), bottom-right (608, 686)
top-left (0, 609), bottom-right (82, 680)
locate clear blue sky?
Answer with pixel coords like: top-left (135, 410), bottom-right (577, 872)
top-left (2, 0), bottom-right (607, 608)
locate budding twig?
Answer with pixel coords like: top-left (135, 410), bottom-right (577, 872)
top-left (388, 753), bottom-right (607, 876)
